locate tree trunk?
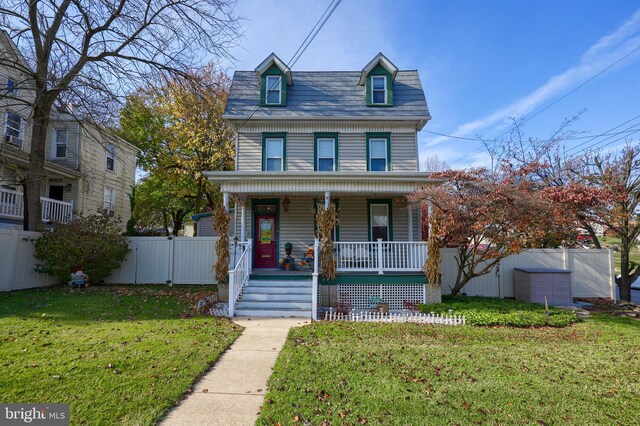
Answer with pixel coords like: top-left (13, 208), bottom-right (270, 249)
top-left (162, 211), bottom-right (169, 236)
top-left (619, 242), bottom-right (631, 302)
top-left (193, 176), bottom-right (204, 235)
top-left (26, 101), bottom-right (53, 231)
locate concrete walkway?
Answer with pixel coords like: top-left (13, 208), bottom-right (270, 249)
top-left (161, 317), bottom-right (306, 426)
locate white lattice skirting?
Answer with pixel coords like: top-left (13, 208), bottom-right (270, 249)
top-left (334, 284), bottom-right (427, 310)
top-left (323, 310), bottom-right (466, 326)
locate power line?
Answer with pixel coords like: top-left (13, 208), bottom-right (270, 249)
top-left (423, 128), bottom-right (640, 143)
top-left (447, 43), bottom-right (640, 166)
top-left (236, 0), bottom-right (342, 131)
top-left (564, 113), bottom-right (640, 155)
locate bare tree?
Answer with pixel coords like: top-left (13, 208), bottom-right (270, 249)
top-left (422, 154), bottom-right (449, 172)
top-left (0, 0), bottom-right (241, 230)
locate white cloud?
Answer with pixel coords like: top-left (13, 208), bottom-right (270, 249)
top-left (423, 8), bottom-right (640, 149)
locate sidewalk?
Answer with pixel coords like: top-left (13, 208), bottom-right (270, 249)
top-left (161, 317), bottom-right (306, 426)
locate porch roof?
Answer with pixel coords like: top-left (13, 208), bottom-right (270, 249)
top-left (4, 148), bottom-right (81, 179)
top-left (204, 171), bottom-right (442, 196)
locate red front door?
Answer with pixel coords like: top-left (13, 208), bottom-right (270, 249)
top-left (254, 214), bottom-right (277, 268)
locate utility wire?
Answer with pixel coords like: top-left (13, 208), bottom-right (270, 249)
top-left (236, 0), bottom-right (342, 131)
top-left (564, 113), bottom-right (640, 155)
top-left (447, 43), bottom-right (640, 166)
top-left (423, 128), bottom-right (640, 143)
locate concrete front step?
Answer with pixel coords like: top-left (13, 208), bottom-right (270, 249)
top-left (242, 293), bottom-right (312, 302)
top-left (235, 307), bottom-right (311, 318)
top-left (244, 286), bottom-right (312, 295)
top-left (247, 280), bottom-right (312, 287)
top-left (237, 300), bottom-right (312, 309)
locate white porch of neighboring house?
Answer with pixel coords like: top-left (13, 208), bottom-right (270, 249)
top-left (0, 149), bottom-right (77, 227)
top-left (206, 171), bottom-right (441, 319)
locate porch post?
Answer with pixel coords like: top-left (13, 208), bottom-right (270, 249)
top-left (312, 238), bottom-right (319, 321)
top-left (324, 191), bottom-right (330, 209)
top-left (407, 205), bottom-right (414, 242)
top-left (377, 238), bottom-right (384, 274)
top-left (223, 192), bottom-right (229, 212)
top-left (240, 204), bottom-right (246, 242)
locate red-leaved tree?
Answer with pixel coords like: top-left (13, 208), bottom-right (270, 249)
top-left (411, 166), bottom-right (600, 297)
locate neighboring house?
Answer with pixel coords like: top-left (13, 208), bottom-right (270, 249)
top-left (207, 53), bottom-right (439, 317)
top-left (0, 31), bottom-right (138, 230)
top-left (191, 209), bottom-right (236, 237)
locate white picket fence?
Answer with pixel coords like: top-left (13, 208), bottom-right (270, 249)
top-left (323, 310), bottom-right (466, 325)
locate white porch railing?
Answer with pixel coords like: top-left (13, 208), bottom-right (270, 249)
top-left (227, 239), bottom-right (252, 317)
top-left (0, 187), bottom-right (73, 223)
top-left (334, 239), bottom-right (427, 274)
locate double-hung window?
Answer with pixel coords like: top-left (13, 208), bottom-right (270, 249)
top-left (104, 187), bottom-right (115, 210)
top-left (106, 144), bottom-right (115, 171)
top-left (7, 78), bottom-right (16, 95)
top-left (368, 137), bottom-right (388, 171)
top-left (371, 75), bottom-right (387, 104)
top-left (316, 136), bottom-right (337, 171)
top-left (54, 129), bottom-right (68, 158)
top-left (370, 204), bottom-right (390, 241)
top-left (265, 75), bottom-right (282, 105)
top-left (5, 111), bottom-right (22, 145)
top-left (265, 138), bottom-right (284, 171)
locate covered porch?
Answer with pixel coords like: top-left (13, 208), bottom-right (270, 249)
top-left (205, 171), bottom-right (441, 318)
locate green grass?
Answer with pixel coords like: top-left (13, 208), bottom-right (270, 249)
top-left (0, 286), bottom-right (242, 425)
top-left (258, 317), bottom-right (640, 425)
top-left (419, 296), bottom-right (579, 327)
top-left (599, 236), bottom-right (640, 274)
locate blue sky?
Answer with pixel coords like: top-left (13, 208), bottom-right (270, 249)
top-left (223, 0), bottom-right (640, 169)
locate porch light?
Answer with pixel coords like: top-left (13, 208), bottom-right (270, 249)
top-left (282, 196), bottom-right (291, 213)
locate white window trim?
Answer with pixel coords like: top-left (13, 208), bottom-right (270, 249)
top-left (5, 111), bottom-right (23, 141)
top-left (106, 144), bottom-right (116, 172)
top-left (265, 75), bottom-right (282, 105)
top-left (265, 138), bottom-right (284, 171)
top-left (52, 128), bottom-right (68, 158)
top-left (371, 75), bottom-right (387, 104)
top-left (104, 187), bottom-right (115, 210)
top-left (370, 203), bottom-right (389, 241)
top-left (316, 138), bottom-right (336, 171)
top-left (368, 137), bottom-right (388, 171)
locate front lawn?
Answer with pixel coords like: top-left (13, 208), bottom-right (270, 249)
top-left (258, 316), bottom-right (640, 425)
top-left (0, 286), bottom-right (242, 425)
top-left (420, 295), bottom-right (580, 327)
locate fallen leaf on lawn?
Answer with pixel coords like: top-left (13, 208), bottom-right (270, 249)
top-left (202, 389), bottom-right (208, 393)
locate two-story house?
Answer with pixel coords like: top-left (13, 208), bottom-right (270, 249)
top-left (207, 53), bottom-right (440, 318)
top-left (0, 30), bottom-right (138, 230)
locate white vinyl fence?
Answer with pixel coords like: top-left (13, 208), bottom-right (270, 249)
top-left (440, 248), bottom-right (616, 299)
top-left (0, 228), bottom-right (615, 299)
top-left (0, 230), bottom-right (57, 291)
top-left (105, 236), bottom-right (219, 284)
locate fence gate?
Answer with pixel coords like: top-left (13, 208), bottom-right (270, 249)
top-left (135, 237), bottom-right (173, 284)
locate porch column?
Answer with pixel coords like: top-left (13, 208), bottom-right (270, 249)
top-left (240, 203), bottom-right (246, 242)
top-left (223, 192), bottom-right (229, 212)
top-left (408, 205), bottom-right (414, 242)
top-left (324, 191), bottom-right (330, 209)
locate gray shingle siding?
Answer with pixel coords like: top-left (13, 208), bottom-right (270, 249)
top-left (224, 71), bottom-right (430, 119)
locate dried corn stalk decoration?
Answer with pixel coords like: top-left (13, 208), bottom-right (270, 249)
top-left (315, 203), bottom-right (338, 281)
top-left (424, 205), bottom-right (442, 286)
top-left (212, 204), bottom-right (231, 284)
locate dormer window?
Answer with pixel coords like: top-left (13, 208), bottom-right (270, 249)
top-left (371, 76), bottom-right (387, 104)
top-left (359, 53), bottom-right (398, 107)
top-left (256, 53), bottom-right (291, 107)
top-left (265, 75), bottom-right (282, 105)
